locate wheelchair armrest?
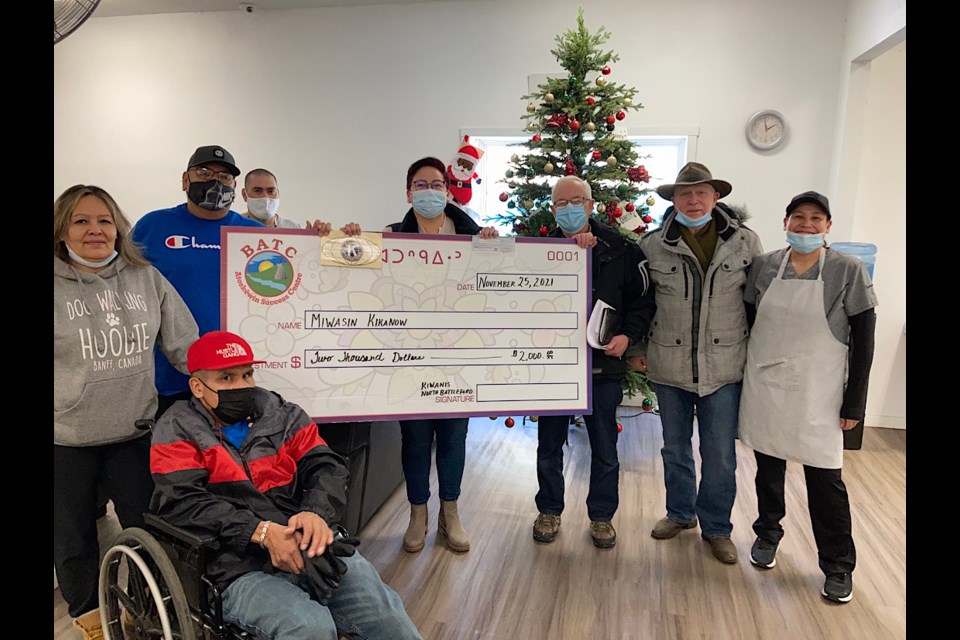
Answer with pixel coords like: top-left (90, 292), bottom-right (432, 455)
top-left (144, 512), bottom-right (219, 550)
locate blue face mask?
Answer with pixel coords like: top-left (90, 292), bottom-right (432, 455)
top-left (411, 189), bottom-right (447, 219)
top-left (674, 211), bottom-right (712, 229)
top-left (785, 231), bottom-right (825, 253)
top-left (66, 245), bottom-right (118, 269)
top-left (555, 204), bottom-right (589, 234)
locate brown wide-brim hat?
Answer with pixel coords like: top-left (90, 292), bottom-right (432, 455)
top-left (656, 162), bottom-right (732, 200)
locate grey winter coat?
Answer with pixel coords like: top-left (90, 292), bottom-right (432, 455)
top-left (54, 256), bottom-right (199, 446)
top-left (637, 204), bottom-right (763, 396)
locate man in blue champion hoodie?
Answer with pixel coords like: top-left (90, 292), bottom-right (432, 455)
top-left (132, 145), bottom-right (264, 417)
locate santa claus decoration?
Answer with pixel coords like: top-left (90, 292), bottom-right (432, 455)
top-left (447, 135), bottom-right (484, 205)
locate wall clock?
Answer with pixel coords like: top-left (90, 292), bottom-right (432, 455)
top-left (746, 110), bottom-right (786, 150)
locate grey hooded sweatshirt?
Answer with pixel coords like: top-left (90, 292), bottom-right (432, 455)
top-left (54, 256), bottom-right (199, 446)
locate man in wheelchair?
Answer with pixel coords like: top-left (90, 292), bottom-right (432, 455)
top-left (148, 330), bottom-right (423, 640)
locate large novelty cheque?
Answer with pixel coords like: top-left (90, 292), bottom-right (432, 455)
top-left (222, 228), bottom-right (592, 423)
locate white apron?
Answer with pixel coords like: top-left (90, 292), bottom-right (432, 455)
top-left (738, 250), bottom-right (848, 469)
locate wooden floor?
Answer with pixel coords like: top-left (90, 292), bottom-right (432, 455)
top-left (54, 413), bottom-right (906, 640)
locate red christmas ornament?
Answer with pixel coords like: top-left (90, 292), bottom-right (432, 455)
top-left (642, 215), bottom-right (652, 223)
top-left (586, 97), bottom-right (596, 106)
top-left (633, 224), bottom-right (647, 234)
top-left (616, 110), bottom-right (626, 121)
top-left (592, 149), bottom-right (602, 161)
top-left (602, 66), bottom-right (612, 75)
top-left (570, 119), bottom-right (581, 131)
top-left (505, 417), bottom-right (515, 428)
top-left (605, 114), bottom-right (616, 125)
top-left (499, 192), bottom-right (509, 202)
top-left (532, 134), bottom-right (542, 142)
top-left (617, 422), bottom-right (623, 432)
top-left (625, 202), bottom-right (635, 212)
top-left (564, 157), bottom-right (578, 175)
top-left (627, 165), bottom-right (651, 183)
top-left (545, 113), bottom-right (569, 129)
top-left (539, 225), bottom-right (549, 236)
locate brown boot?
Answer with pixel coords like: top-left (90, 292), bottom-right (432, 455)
top-left (72, 609), bottom-right (104, 640)
top-left (402, 502), bottom-right (428, 552)
top-left (438, 499), bottom-right (470, 552)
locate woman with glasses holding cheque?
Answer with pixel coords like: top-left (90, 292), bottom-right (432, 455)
top-left (342, 157), bottom-right (498, 554)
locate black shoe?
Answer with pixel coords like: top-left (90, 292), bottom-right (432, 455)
top-left (749, 537), bottom-right (778, 569)
top-left (821, 573), bottom-right (853, 603)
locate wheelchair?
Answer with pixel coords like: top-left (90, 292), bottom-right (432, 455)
top-left (98, 512), bottom-right (252, 640)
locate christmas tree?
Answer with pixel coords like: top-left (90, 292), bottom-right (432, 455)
top-left (488, 7), bottom-right (656, 244)
top-left (488, 8), bottom-right (657, 406)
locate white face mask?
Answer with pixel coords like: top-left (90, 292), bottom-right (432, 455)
top-left (247, 197), bottom-right (280, 221)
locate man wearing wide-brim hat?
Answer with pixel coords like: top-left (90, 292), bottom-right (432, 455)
top-left (629, 161), bottom-right (763, 565)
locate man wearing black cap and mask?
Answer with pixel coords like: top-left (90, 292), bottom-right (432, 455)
top-left (132, 145), bottom-right (265, 418)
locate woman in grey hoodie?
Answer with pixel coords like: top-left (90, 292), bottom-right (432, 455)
top-left (53, 184), bottom-right (198, 638)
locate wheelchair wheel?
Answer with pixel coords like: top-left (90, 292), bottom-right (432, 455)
top-left (99, 527), bottom-right (197, 640)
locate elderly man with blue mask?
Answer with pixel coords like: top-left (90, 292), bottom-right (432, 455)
top-left (531, 175), bottom-right (656, 550)
top-left (631, 162), bottom-right (764, 565)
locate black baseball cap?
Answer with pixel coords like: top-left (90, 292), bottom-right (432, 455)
top-left (187, 145), bottom-right (240, 176)
top-left (785, 190), bottom-right (831, 219)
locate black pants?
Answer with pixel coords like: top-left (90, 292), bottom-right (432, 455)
top-left (752, 450), bottom-right (856, 576)
top-left (53, 435), bottom-right (154, 617)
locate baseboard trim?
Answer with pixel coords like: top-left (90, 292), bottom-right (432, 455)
top-left (865, 415), bottom-right (906, 429)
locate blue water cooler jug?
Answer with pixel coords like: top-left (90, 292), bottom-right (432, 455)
top-left (831, 242), bottom-right (877, 280)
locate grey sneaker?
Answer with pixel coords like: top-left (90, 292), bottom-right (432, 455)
top-left (651, 516), bottom-right (698, 539)
top-left (821, 573), bottom-right (854, 603)
top-left (590, 520), bottom-right (617, 548)
top-left (749, 537), bottom-right (779, 569)
top-left (532, 513), bottom-right (561, 543)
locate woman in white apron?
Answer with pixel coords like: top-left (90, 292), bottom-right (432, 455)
top-left (738, 191), bottom-right (878, 604)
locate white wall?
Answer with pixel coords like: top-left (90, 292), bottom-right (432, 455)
top-left (849, 43), bottom-right (906, 428)
top-left (55, 0), bottom-right (847, 244)
top-left (54, 0), bottom-right (906, 426)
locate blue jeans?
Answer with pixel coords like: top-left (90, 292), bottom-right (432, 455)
top-left (536, 378), bottom-right (622, 521)
top-left (655, 382), bottom-right (741, 538)
top-left (221, 552), bottom-right (423, 640)
top-left (400, 418), bottom-right (468, 504)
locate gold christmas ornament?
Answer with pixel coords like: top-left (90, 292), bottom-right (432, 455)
top-left (545, 93), bottom-right (555, 103)
top-left (524, 199), bottom-right (535, 209)
top-left (585, 122), bottom-right (596, 132)
top-left (511, 154), bottom-right (520, 163)
top-left (624, 97), bottom-right (633, 106)
top-left (595, 77), bottom-right (606, 87)
top-left (607, 155), bottom-right (618, 167)
top-left (543, 162), bottom-right (555, 174)
top-left (646, 196), bottom-right (656, 206)
top-left (526, 103), bottom-right (536, 113)
top-left (597, 204), bottom-right (606, 213)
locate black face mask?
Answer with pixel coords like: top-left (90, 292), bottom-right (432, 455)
top-left (199, 379), bottom-right (256, 424)
top-left (187, 179), bottom-right (236, 211)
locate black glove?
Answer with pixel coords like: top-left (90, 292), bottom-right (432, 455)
top-left (301, 549), bottom-right (342, 605)
top-left (328, 532), bottom-right (361, 558)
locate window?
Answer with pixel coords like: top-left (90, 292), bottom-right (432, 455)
top-left (464, 128), bottom-right (697, 236)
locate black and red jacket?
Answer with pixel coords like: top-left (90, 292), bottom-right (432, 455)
top-left (149, 388), bottom-right (348, 591)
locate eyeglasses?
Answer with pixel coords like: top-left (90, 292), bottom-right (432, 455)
top-left (553, 196), bottom-right (588, 208)
top-left (190, 166), bottom-right (235, 185)
top-left (411, 180), bottom-right (447, 192)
